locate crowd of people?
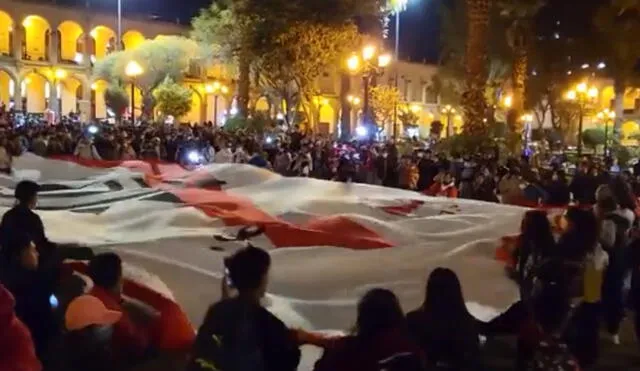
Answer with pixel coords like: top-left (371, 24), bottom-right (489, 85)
top-left (1, 119), bottom-right (640, 370)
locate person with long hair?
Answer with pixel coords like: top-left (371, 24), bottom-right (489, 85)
top-left (406, 268), bottom-right (480, 370)
top-left (314, 288), bottom-right (424, 371)
top-left (515, 210), bottom-right (556, 300)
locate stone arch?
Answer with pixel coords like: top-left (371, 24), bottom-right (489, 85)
top-left (57, 20), bottom-right (84, 63)
top-left (255, 96), bottom-right (270, 113)
top-left (181, 86), bottom-right (203, 124)
top-left (90, 25), bottom-right (116, 59)
top-left (21, 71), bottom-right (49, 113)
top-left (0, 69), bottom-right (16, 106)
top-left (122, 30), bottom-right (145, 50)
top-left (22, 15), bottom-right (50, 61)
top-left (0, 10), bottom-right (13, 56)
top-left (58, 74), bottom-right (85, 115)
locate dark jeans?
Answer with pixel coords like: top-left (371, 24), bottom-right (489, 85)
top-left (603, 249), bottom-right (628, 335)
top-left (567, 302), bottom-right (600, 369)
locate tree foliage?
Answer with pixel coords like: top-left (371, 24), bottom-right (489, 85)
top-left (103, 83), bottom-right (129, 122)
top-left (94, 36), bottom-right (205, 118)
top-left (582, 127), bottom-right (606, 150)
top-left (153, 77), bottom-right (193, 120)
top-left (370, 85), bottom-right (401, 130)
top-left (398, 110), bottom-right (420, 127)
top-left (258, 22), bottom-right (360, 125)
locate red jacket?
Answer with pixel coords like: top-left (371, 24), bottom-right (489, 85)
top-left (313, 327), bottom-right (424, 371)
top-left (90, 286), bottom-right (150, 359)
top-left (0, 284), bottom-right (41, 371)
top-left (424, 182), bottom-right (459, 198)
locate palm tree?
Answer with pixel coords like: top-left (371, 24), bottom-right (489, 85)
top-left (498, 0), bottom-right (545, 134)
top-left (594, 1), bottom-right (640, 136)
top-left (462, 0), bottom-right (491, 137)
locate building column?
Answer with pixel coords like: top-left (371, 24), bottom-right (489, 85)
top-left (83, 33), bottom-right (93, 68)
top-left (78, 82), bottom-right (91, 122)
top-left (13, 26), bottom-right (23, 60)
top-left (13, 77), bottom-right (22, 111)
top-left (200, 100), bottom-right (208, 123)
top-left (49, 30), bottom-right (59, 63)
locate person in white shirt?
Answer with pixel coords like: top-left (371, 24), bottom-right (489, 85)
top-left (215, 143), bottom-right (234, 164)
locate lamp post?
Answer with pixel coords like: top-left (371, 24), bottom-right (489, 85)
top-left (520, 113), bottom-right (534, 152)
top-left (117, 0), bottom-right (123, 50)
top-left (566, 82), bottom-right (598, 158)
top-left (205, 81), bottom-right (229, 128)
top-left (346, 45), bottom-right (392, 140)
top-left (125, 60), bottom-right (143, 123)
top-left (53, 68), bottom-right (67, 118)
top-left (391, 0), bottom-right (409, 141)
top-left (597, 108), bottom-right (616, 157)
top-left (441, 104), bottom-right (456, 138)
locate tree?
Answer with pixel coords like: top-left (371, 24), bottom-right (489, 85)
top-left (497, 0), bottom-right (545, 133)
top-left (104, 83), bottom-right (129, 123)
top-left (594, 1), bottom-right (640, 135)
top-left (94, 36), bottom-right (205, 118)
top-left (398, 109), bottom-right (420, 127)
top-left (153, 77), bottom-right (193, 121)
top-left (582, 128), bottom-right (606, 151)
top-left (462, 0), bottom-right (491, 138)
top-left (370, 85), bottom-right (401, 133)
top-left (258, 22), bottom-right (360, 126)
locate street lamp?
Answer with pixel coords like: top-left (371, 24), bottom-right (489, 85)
top-left (125, 60), bottom-right (143, 123)
top-left (566, 81), bottom-right (598, 157)
top-left (597, 108), bottom-right (616, 157)
top-left (520, 113), bottom-right (534, 152)
top-left (346, 45), bottom-right (392, 139)
top-left (441, 104), bottom-right (456, 137)
top-left (390, 0), bottom-right (409, 144)
top-left (502, 94), bottom-right (513, 109)
top-left (117, 0), bottom-right (123, 50)
top-left (205, 81), bottom-right (229, 128)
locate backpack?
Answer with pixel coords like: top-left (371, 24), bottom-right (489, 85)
top-left (190, 303), bottom-right (266, 371)
top-left (526, 338), bottom-right (579, 371)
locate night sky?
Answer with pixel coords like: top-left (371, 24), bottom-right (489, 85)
top-left (29, 0), bottom-right (610, 64)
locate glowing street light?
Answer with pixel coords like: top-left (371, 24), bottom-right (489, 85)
top-left (502, 94), bottom-right (513, 109)
top-left (125, 61), bottom-right (144, 124)
top-left (205, 81), bottom-right (230, 128)
top-left (347, 55), bottom-right (360, 72)
top-left (441, 104), bottom-right (456, 138)
top-left (378, 53), bottom-right (392, 68)
top-left (597, 108), bottom-right (616, 156)
top-left (362, 45), bottom-right (376, 61)
top-left (347, 95), bottom-right (361, 106)
top-left (565, 81), bottom-right (598, 157)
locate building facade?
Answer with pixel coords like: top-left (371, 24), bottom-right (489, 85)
top-left (0, 0), bottom-right (449, 137)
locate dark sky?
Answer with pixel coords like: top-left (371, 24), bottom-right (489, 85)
top-left (31, 0), bottom-right (609, 64)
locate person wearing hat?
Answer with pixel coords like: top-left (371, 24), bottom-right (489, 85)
top-left (57, 295), bottom-right (122, 371)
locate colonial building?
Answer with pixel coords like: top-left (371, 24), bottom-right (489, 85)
top-left (0, 0), bottom-right (448, 137)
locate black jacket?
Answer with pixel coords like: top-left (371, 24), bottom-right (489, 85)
top-left (187, 297), bottom-right (300, 371)
top-left (0, 204), bottom-right (56, 259)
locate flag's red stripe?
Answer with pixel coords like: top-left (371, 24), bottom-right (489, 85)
top-left (49, 156), bottom-right (394, 249)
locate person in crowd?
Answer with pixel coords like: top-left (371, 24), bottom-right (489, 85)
top-left (315, 288), bottom-right (424, 371)
top-left (498, 168), bottom-right (525, 205)
top-left (74, 135), bottom-right (102, 160)
top-left (569, 162), bottom-right (599, 205)
top-left (188, 246), bottom-right (300, 371)
top-left (87, 253), bottom-right (152, 363)
top-left (398, 155), bottom-right (419, 190)
top-left (0, 283), bottom-right (41, 371)
top-left (0, 136), bottom-right (13, 174)
top-left (424, 171), bottom-right (458, 198)
top-left (55, 294), bottom-right (123, 371)
top-left (545, 170), bottom-right (571, 206)
top-left (513, 210), bottom-right (556, 300)
top-left (416, 150), bottom-right (439, 192)
top-left (406, 268), bottom-right (480, 370)
top-left (470, 171), bottom-right (499, 203)
top-left (597, 182), bottom-right (634, 346)
top-left (214, 142), bottom-right (234, 164)
top-left (522, 170), bottom-right (549, 206)
top-left (0, 232), bottom-right (58, 360)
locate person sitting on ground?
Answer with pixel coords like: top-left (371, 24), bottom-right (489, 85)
top-left (88, 253), bottom-right (151, 364)
top-left (406, 268), bottom-right (480, 370)
top-left (424, 171), bottom-right (458, 198)
top-left (314, 288), bottom-right (424, 371)
top-left (55, 294), bottom-right (123, 371)
top-left (0, 282), bottom-right (42, 371)
top-left (187, 246), bottom-right (300, 371)
top-left (0, 233), bottom-right (57, 360)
